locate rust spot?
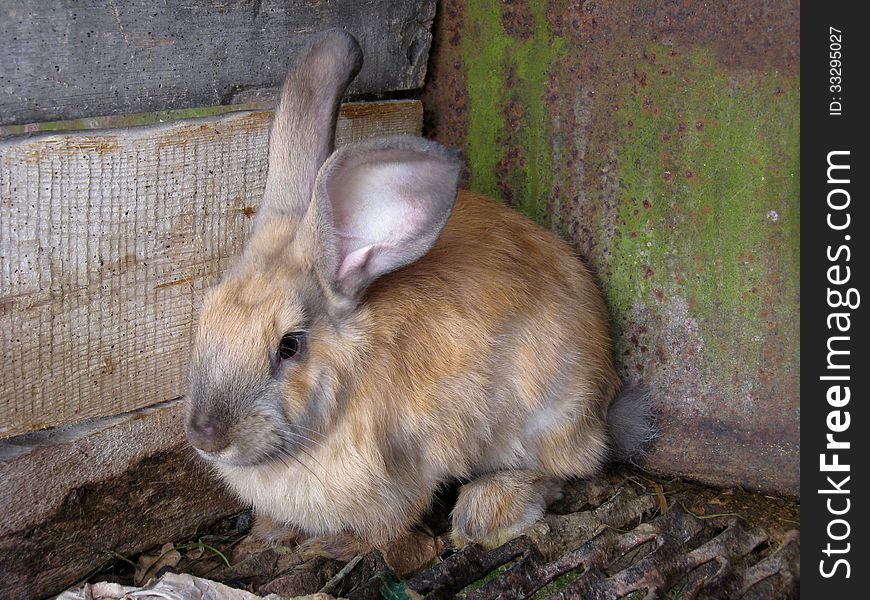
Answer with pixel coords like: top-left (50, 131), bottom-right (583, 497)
top-left (653, 288), bottom-right (665, 300)
top-left (655, 345), bottom-right (667, 362)
top-left (242, 205), bottom-right (257, 218)
top-left (423, 2), bottom-right (468, 151)
top-left (500, 0), bottom-right (535, 40)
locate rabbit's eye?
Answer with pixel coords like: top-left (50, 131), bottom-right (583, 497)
top-left (278, 332), bottom-right (304, 361)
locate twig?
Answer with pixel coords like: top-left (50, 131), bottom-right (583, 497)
top-left (319, 554), bottom-right (364, 595)
top-left (678, 501), bottom-right (741, 521)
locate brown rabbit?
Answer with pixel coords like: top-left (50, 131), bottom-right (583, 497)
top-left (186, 30), bottom-right (654, 555)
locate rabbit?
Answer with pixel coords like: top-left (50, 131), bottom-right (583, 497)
top-left (185, 29), bottom-right (655, 556)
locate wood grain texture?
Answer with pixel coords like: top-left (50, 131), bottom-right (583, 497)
top-left (0, 100), bottom-right (423, 438)
top-left (0, 0), bottom-right (436, 125)
top-left (0, 399), bottom-right (242, 600)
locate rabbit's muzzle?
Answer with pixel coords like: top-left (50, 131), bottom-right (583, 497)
top-left (185, 376), bottom-right (306, 469)
top-left (186, 410), bottom-right (231, 454)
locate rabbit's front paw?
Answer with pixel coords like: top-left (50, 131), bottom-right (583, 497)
top-left (251, 512), bottom-right (305, 548)
top-left (450, 470), bottom-right (561, 549)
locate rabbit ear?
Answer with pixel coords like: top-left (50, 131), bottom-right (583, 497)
top-left (306, 135), bottom-right (463, 300)
top-left (258, 29), bottom-right (363, 224)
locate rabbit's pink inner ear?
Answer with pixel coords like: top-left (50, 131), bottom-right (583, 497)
top-left (313, 136), bottom-right (463, 299)
top-left (336, 245), bottom-right (374, 282)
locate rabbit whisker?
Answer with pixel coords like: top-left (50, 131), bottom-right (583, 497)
top-left (268, 441), bottom-right (327, 488)
top-left (284, 437), bottom-right (333, 481)
top-left (288, 430), bottom-right (326, 449)
top-left (290, 423), bottom-right (329, 440)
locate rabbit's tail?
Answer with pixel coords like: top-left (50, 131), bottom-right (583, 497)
top-left (607, 384), bottom-right (657, 463)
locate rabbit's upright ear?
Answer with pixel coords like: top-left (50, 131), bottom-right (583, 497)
top-left (306, 135), bottom-right (463, 301)
top-left (258, 30), bottom-right (363, 224)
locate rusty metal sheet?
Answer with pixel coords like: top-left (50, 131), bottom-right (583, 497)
top-left (423, 0), bottom-right (800, 495)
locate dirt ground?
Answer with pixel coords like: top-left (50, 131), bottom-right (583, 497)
top-left (73, 467), bottom-right (800, 598)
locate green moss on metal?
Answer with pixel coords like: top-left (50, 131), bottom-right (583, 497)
top-left (461, 1), bottom-right (565, 226)
top-left (511, 2), bottom-right (566, 224)
top-left (460, 4), bottom-right (508, 200)
top-left (601, 46), bottom-right (800, 372)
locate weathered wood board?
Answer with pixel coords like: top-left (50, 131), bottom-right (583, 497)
top-left (0, 398), bottom-right (242, 600)
top-left (0, 0), bottom-right (436, 125)
top-left (0, 100), bottom-right (423, 438)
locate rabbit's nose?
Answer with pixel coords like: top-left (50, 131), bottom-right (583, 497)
top-left (187, 412), bottom-right (231, 454)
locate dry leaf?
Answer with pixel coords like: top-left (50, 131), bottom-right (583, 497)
top-left (652, 482), bottom-right (668, 512)
top-left (134, 542), bottom-right (182, 586)
top-left (186, 548), bottom-right (204, 561)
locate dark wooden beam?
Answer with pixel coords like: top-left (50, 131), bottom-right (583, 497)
top-left (0, 399), bottom-right (242, 600)
top-left (0, 0), bottom-right (435, 125)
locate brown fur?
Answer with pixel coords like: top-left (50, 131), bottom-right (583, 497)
top-left (189, 191), bottom-right (619, 547)
top-left (186, 31), bottom-right (621, 554)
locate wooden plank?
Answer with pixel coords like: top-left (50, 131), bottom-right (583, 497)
top-left (0, 399), bottom-right (242, 600)
top-left (0, 100), bottom-right (423, 438)
top-left (0, 0), bottom-right (436, 126)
